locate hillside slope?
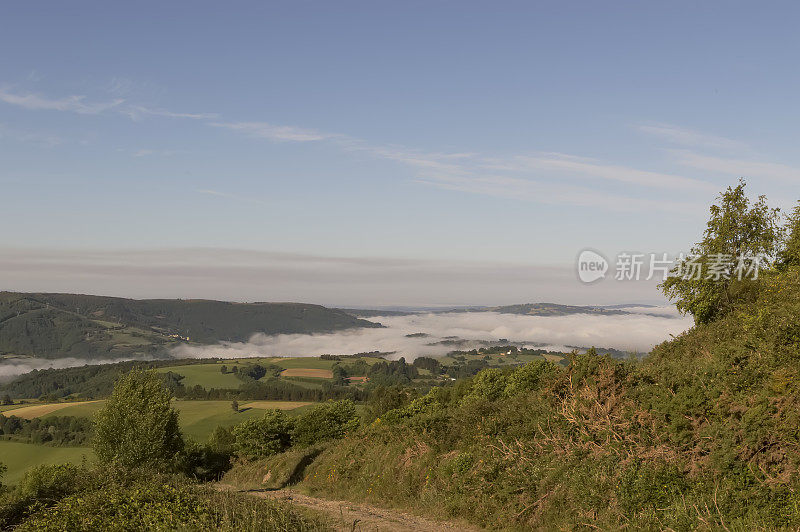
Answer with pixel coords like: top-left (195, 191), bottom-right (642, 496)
top-left (0, 292), bottom-right (379, 359)
top-left (233, 266), bottom-right (800, 529)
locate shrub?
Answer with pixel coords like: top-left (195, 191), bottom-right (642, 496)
top-left (16, 464), bottom-right (82, 501)
top-left (233, 410), bottom-right (294, 460)
top-left (292, 400), bottom-right (359, 447)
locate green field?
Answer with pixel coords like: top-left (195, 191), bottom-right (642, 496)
top-left (41, 399), bottom-right (311, 442)
top-left (0, 441), bottom-right (93, 485)
top-left (171, 400), bottom-right (310, 441)
top-left (156, 363), bottom-right (244, 389)
top-left (155, 356), bottom-right (373, 389)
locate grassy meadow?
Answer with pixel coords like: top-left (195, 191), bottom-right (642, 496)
top-left (0, 441), bottom-right (93, 484)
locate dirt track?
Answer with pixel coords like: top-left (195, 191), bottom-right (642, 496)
top-left (218, 485), bottom-right (481, 531)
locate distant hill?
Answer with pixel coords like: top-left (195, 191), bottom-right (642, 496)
top-left (0, 292), bottom-right (380, 359)
top-left (341, 303), bottom-right (633, 318)
top-left (489, 303), bottom-right (629, 316)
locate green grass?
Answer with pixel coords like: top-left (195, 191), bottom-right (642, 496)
top-left (156, 363), bottom-right (244, 389)
top-left (172, 400), bottom-right (266, 441)
top-left (0, 441), bottom-right (93, 485)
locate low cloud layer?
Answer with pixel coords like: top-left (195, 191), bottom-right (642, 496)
top-left (0, 248), bottom-right (668, 307)
top-left (171, 308), bottom-right (692, 360)
top-left (0, 308), bottom-right (691, 380)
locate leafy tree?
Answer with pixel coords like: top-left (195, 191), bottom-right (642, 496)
top-left (0, 461), bottom-right (6, 489)
top-left (413, 356), bottom-right (441, 374)
top-left (220, 365), bottom-right (228, 374)
top-left (292, 399), bottom-right (359, 447)
top-left (232, 410), bottom-right (293, 460)
top-left (92, 370), bottom-right (184, 469)
top-left (332, 364), bottom-right (348, 386)
top-left (1, 394), bottom-right (12, 405)
top-left (660, 180), bottom-right (783, 324)
top-left (240, 364), bottom-right (267, 380)
top-left (366, 385), bottom-right (417, 421)
top-left (231, 400), bottom-right (239, 412)
top-left (780, 202), bottom-right (800, 268)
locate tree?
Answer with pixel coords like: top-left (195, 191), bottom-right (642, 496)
top-left (660, 180), bottom-right (784, 324)
top-left (232, 410), bottom-right (293, 460)
top-left (332, 364), bottom-right (348, 386)
top-left (1, 394), bottom-right (12, 405)
top-left (241, 364), bottom-right (267, 381)
top-left (231, 399), bottom-right (239, 412)
top-left (92, 370), bottom-right (184, 469)
top-left (0, 461), bottom-right (6, 489)
top-left (220, 365), bottom-right (228, 374)
top-left (780, 202), bottom-right (800, 269)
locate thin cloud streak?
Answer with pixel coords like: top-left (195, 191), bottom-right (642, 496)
top-left (0, 86), bottom-right (123, 114)
top-left (670, 150), bottom-right (800, 182)
top-left (1, 83), bottom-right (766, 212)
top-left (636, 123), bottom-right (748, 151)
top-left (210, 121), bottom-right (333, 142)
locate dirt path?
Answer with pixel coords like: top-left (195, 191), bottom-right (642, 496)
top-left (217, 485), bottom-right (481, 531)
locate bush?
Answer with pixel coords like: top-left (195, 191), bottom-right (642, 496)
top-left (233, 410), bottom-right (294, 460)
top-left (14, 474), bottom-right (330, 531)
top-left (16, 464), bottom-right (82, 501)
top-left (292, 400), bottom-right (359, 447)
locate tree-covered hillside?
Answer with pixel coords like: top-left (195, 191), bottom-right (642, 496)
top-left (0, 292), bottom-right (380, 359)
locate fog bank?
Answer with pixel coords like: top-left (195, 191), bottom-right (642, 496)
top-left (171, 307), bottom-right (692, 360)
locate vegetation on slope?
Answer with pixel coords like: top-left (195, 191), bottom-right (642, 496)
top-left (223, 184), bottom-right (800, 529)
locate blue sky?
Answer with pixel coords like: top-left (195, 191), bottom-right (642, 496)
top-left (1, 1), bottom-right (799, 304)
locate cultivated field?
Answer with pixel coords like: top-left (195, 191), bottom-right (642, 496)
top-left (4, 400), bottom-right (102, 419)
top-left (280, 368), bottom-right (334, 379)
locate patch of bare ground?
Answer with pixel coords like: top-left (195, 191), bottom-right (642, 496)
top-left (216, 485), bottom-right (481, 531)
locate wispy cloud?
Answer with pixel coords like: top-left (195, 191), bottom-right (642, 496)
top-left (417, 172), bottom-right (703, 213)
top-left (636, 123), bottom-right (748, 151)
top-left (123, 105), bottom-right (218, 121)
top-left (0, 86), bottom-right (124, 114)
top-left (210, 121), bottom-right (332, 142)
top-left (483, 152), bottom-right (717, 193)
top-left (0, 86), bottom-right (214, 122)
top-left (669, 150), bottom-right (800, 182)
top-left (3, 83), bottom-right (776, 211)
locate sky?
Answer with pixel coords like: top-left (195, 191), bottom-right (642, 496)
top-left (1, 1), bottom-right (799, 306)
